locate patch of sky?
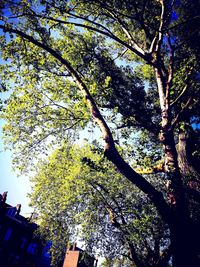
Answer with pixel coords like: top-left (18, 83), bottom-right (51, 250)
top-left (0, 118), bottom-right (33, 216)
top-left (171, 11), bottom-right (178, 22)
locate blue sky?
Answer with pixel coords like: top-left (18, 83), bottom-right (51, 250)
top-left (0, 119), bottom-right (33, 216)
top-left (0, 28), bottom-right (33, 216)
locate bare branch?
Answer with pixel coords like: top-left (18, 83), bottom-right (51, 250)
top-left (170, 84), bottom-right (190, 107)
top-left (105, 9), bottom-right (146, 55)
top-left (11, 12), bottom-right (147, 60)
top-left (149, 0), bottom-right (165, 54)
top-left (166, 32), bottom-right (175, 110)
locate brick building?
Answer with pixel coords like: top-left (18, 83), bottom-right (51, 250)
top-left (0, 192), bottom-right (97, 267)
top-left (63, 244), bottom-right (98, 267)
top-left (0, 191), bottom-right (51, 267)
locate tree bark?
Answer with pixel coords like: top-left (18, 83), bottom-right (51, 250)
top-left (177, 130), bottom-right (200, 179)
top-left (153, 65), bottom-right (200, 267)
top-left (1, 11), bottom-right (200, 266)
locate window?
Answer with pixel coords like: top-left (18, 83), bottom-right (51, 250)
top-left (4, 228), bottom-right (12, 241)
top-left (20, 237), bottom-right (27, 250)
top-left (7, 207), bottom-right (16, 217)
top-left (27, 242), bottom-right (38, 255)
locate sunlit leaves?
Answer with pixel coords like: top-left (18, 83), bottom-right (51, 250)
top-left (30, 142), bottom-right (167, 264)
top-left (0, 1), bottom-right (200, 266)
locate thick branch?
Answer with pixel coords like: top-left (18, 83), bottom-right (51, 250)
top-left (149, 0), bottom-right (165, 54)
top-left (165, 33), bottom-right (174, 114)
top-left (166, 34), bottom-right (174, 94)
top-left (106, 206), bottom-right (145, 267)
top-left (154, 67), bottom-right (166, 112)
top-left (15, 12), bottom-right (147, 60)
top-left (106, 9), bottom-right (146, 55)
top-left (0, 24), bottom-right (173, 224)
top-left (170, 84), bottom-right (190, 107)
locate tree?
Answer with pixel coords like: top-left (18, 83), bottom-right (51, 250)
top-left (30, 142), bottom-right (169, 267)
top-left (0, 1), bottom-right (200, 266)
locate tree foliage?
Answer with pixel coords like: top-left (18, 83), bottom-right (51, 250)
top-left (30, 142), bottom-right (168, 266)
top-left (0, 1), bottom-right (200, 266)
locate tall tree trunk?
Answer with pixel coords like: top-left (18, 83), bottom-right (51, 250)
top-left (173, 129), bottom-right (200, 266)
top-left (154, 66), bottom-right (185, 206)
top-left (154, 66), bottom-right (199, 267)
top-left (177, 130), bottom-right (200, 179)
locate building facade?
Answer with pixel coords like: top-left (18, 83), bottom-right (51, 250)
top-left (0, 192), bottom-right (97, 267)
top-left (0, 191), bottom-right (51, 267)
top-left (63, 245), bottom-right (98, 267)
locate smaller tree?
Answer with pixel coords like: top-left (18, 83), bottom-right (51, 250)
top-left (30, 141), bottom-right (170, 267)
